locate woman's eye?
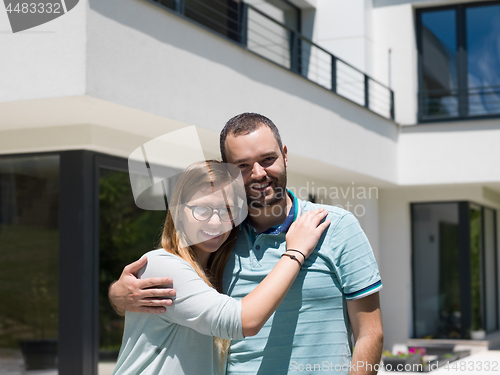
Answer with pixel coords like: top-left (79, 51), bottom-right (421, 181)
top-left (194, 206), bottom-right (210, 215)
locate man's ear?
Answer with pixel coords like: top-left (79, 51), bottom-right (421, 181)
top-left (282, 145), bottom-right (288, 167)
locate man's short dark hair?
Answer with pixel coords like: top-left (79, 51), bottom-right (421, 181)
top-left (220, 113), bottom-right (283, 162)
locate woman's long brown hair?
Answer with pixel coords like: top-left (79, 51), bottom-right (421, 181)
top-left (160, 160), bottom-right (241, 367)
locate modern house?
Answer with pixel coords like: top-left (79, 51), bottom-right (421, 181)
top-left (0, 0), bottom-right (498, 373)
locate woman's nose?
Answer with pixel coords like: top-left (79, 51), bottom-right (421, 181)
top-left (207, 210), bottom-right (222, 226)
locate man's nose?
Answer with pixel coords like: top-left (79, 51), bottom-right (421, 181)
top-left (251, 162), bottom-right (267, 180)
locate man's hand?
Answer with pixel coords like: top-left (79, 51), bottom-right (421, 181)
top-left (346, 292), bottom-right (383, 375)
top-left (108, 256), bottom-right (176, 315)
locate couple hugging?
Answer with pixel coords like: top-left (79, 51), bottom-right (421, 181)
top-left (109, 113), bottom-right (383, 375)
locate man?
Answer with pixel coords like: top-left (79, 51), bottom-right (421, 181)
top-left (110, 113), bottom-right (383, 374)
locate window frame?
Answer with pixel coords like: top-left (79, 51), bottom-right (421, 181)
top-left (416, 1), bottom-right (500, 123)
top-left (410, 200), bottom-right (499, 339)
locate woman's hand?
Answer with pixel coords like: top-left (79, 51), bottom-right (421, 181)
top-left (241, 208), bottom-right (330, 336)
top-left (285, 208), bottom-right (330, 261)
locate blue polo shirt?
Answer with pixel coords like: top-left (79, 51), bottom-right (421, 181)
top-left (222, 191), bottom-right (382, 374)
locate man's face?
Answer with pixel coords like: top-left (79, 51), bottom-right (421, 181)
top-left (223, 125), bottom-right (287, 209)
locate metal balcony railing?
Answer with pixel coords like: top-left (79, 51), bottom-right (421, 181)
top-left (150, 0), bottom-right (395, 120)
top-left (419, 86), bottom-right (500, 121)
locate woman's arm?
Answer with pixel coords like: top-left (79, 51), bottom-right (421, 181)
top-left (241, 208), bottom-right (329, 336)
top-left (130, 209), bottom-right (329, 340)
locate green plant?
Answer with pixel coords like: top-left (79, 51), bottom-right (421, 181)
top-left (98, 170), bottom-right (166, 352)
top-left (383, 347), bottom-right (426, 359)
top-left (470, 207), bottom-right (483, 331)
top-left (28, 273), bottom-right (57, 340)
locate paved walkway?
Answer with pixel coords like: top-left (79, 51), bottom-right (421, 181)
top-left (378, 350), bottom-right (500, 375)
top-left (1, 351), bottom-right (499, 374)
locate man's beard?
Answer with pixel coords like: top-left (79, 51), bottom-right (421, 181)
top-left (245, 170), bottom-right (287, 209)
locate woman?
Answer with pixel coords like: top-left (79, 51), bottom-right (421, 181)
top-left (112, 161), bottom-right (329, 375)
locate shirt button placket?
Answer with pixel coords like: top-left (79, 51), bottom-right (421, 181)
top-left (251, 242), bottom-right (263, 268)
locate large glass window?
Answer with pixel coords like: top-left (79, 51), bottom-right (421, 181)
top-left (412, 203), bottom-right (461, 338)
top-left (484, 208), bottom-right (499, 332)
top-left (418, 2), bottom-right (500, 121)
top-left (412, 202), bottom-right (499, 339)
top-left (466, 4), bottom-right (500, 116)
top-left (154, 0), bottom-right (243, 42)
top-left (184, 0), bottom-right (242, 42)
top-left (97, 163), bottom-right (179, 374)
top-left (420, 9), bottom-right (458, 118)
top-left (0, 155), bottom-right (59, 373)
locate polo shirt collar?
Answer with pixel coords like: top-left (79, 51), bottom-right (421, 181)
top-left (244, 190), bottom-right (299, 236)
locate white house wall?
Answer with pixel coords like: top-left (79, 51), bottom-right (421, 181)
top-left (399, 119), bottom-right (500, 185)
top-left (86, 0), bottom-right (399, 184)
top-left (0, 0), bottom-right (86, 102)
top-left (311, 0), bottom-right (373, 75)
top-left (371, 2), bottom-right (418, 125)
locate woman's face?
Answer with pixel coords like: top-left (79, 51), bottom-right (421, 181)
top-left (180, 187), bottom-right (234, 258)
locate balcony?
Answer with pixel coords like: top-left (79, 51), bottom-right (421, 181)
top-left (419, 86), bottom-right (500, 122)
top-left (147, 0), bottom-right (395, 120)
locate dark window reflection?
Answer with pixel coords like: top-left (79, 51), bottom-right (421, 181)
top-left (0, 155), bottom-right (59, 373)
top-left (412, 203), bottom-right (461, 339)
top-left (412, 202), bottom-right (499, 339)
top-left (466, 4), bottom-right (500, 116)
top-left (98, 168), bottom-right (167, 368)
top-left (419, 3), bottom-right (500, 120)
top-left (155, 0), bottom-right (175, 10)
top-left (184, 0), bottom-right (241, 42)
top-left (421, 9), bottom-right (458, 118)
top-left (469, 204), bottom-right (483, 334)
top-left (484, 208), bottom-right (499, 332)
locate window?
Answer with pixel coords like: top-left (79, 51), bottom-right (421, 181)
top-left (98, 166), bottom-right (168, 370)
top-left (0, 155), bottom-right (60, 372)
top-left (154, 0), bottom-right (246, 42)
top-left (417, 2), bottom-right (500, 121)
top-left (0, 151), bottom-right (184, 374)
top-left (411, 202), bottom-right (499, 339)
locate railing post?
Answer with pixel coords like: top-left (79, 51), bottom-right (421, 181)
top-left (364, 74), bottom-right (370, 109)
top-left (331, 55), bottom-right (337, 93)
top-left (239, 2), bottom-right (248, 47)
top-left (175, 0), bottom-right (184, 15)
top-left (390, 90), bottom-right (395, 120)
top-left (290, 31), bottom-right (300, 74)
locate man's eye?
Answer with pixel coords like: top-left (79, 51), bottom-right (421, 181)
top-left (238, 164), bottom-right (248, 169)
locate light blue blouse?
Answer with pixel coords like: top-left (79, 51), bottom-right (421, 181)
top-left (112, 250), bottom-right (244, 375)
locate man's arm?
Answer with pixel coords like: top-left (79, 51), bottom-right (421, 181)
top-left (108, 256), bottom-right (176, 315)
top-left (346, 292), bottom-right (383, 375)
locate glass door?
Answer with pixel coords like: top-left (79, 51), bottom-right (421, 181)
top-left (412, 203), bottom-right (461, 339)
top-left (412, 201), bottom-right (499, 339)
top-left (483, 208), bottom-right (499, 333)
top-left (96, 157), bottom-right (177, 374)
top-left (0, 155), bottom-right (60, 374)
